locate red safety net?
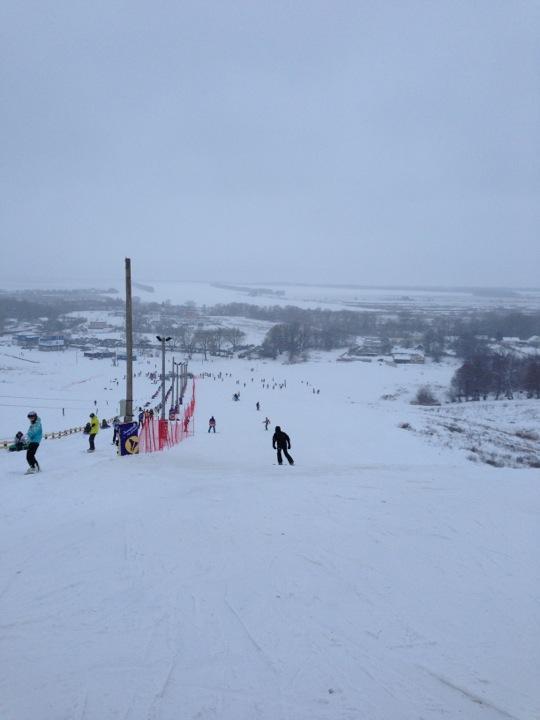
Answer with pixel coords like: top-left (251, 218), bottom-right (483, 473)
top-left (139, 379), bottom-right (196, 453)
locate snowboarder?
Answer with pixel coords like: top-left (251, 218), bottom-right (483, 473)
top-left (272, 426), bottom-right (294, 465)
top-left (208, 416), bottom-right (216, 433)
top-left (88, 413), bottom-right (99, 452)
top-left (263, 417), bottom-right (270, 431)
top-left (25, 411), bottom-right (42, 473)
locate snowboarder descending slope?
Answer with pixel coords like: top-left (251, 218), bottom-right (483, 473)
top-left (208, 416), bottom-right (216, 433)
top-left (87, 413), bottom-right (99, 453)
top-left (272, 426), bottom-right (294, 465)
top-left (25, 411), bottom-right (42, 474)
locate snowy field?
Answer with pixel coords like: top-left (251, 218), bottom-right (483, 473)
top-left (131, 281), bottom-right (540, 313)
top-left (3, 276), bottom-right (540, 313)
top-left (1, 354), bottom-right (539, 720)
top-left (0, 346), bottom-right (163, 440)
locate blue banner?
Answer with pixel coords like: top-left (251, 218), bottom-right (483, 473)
top-left (119, 421), bottom-right (139, 456)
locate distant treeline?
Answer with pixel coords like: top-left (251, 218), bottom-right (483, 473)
top-left (451, 353), bottom-right (540, 401)
top-left (206, 303), bottom-right (540, 358)
top-left (0, 295), bottom-right (123, 333)
top-left (3, 292), bottom-right (540, 363)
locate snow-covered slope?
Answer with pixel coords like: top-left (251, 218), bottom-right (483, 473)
top-left (1, 358), bottom-right (538, 720)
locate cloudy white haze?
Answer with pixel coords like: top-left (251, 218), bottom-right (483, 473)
top-left (1, 1), bottom-right (539, 287)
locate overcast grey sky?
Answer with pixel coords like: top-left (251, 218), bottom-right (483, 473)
top-left (1, 0), bottom-right (539, 288)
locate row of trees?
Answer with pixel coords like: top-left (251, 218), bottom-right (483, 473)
top-left (450, 353), bottom-right (540, 401)
top-left (260, 322), bottom-right (354, 359)
top-left (208, 303), bottom-right (540, 359)
top-left (0, 293), bottom-right (123, 334)
top-left (3, 290), bottom-right (540, 364)
top-left (151, 325), bottom-right (247, 359)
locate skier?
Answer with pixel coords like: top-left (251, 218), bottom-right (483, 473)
top-left (112, 416), bottom-right (120, 445)
top-left (25, 411), bottom-right (42, 474)
top-left (256, 401), bottom-right (260, 411)
top-left (272, 426), bottom-right (294, 465)
top-left (208, 416), bottom-right (216, 433)
top-left (88, 412), bottom-right (99, 453)
top-left (263, 417), bottom-right (271, 431)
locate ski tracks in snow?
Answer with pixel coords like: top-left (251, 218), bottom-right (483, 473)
top-left (421, 668), bottom-right (524, 720)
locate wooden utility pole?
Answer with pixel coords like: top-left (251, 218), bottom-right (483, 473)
top-left (125, 258), bottom-right (134, 422)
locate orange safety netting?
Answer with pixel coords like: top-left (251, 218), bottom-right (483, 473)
top-left (139, 379), bottom-right (196, 453)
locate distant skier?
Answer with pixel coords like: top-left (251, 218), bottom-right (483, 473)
top-left (25, 411), bottom-right (42, 474)
top-left (263, 417), bottom-right (271, 431)
top-left (208, 416), bottom-right (216, 433)
top-left (88, 412), bottom-right (99, 453)
top-left (256, 401), bottom-right (260, 411)
top-left (272, 426), bottom-right (294, 466)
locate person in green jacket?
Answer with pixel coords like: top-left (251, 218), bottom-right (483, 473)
top-left (88, 412), bottom-right (99, 453)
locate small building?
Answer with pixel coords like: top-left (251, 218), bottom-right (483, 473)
top-left (84, 350), bottom-right (115, 359)
top-left (15, 333), bottom-right (40, 347)
top-left (392, 350), bottom-right (425, 365)
top-left (38, 335), bottom-right (65, 351)
top-left (348, 337), bottom-right (389, 357)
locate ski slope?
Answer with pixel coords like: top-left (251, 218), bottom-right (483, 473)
top-left (1, 358), bottom-right (538, 720)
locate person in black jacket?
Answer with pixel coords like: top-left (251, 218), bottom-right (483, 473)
top-left (272, 426), bottom-right (294, 465)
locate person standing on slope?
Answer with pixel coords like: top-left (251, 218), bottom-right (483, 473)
top-left (272, 426), bottom-right (294, 465)
top-left (208, 416), bottom-right (216, 433)
top-left (88, 412), bottom-right (99, 453)
top-left (112, 416), bottom-right (120, 445)
top-left (263, 416), bottom-right (271, 431)
top-left (26, 411), bottom-right (43, 475)
top-left (25, 411), bottom-right (42, 474)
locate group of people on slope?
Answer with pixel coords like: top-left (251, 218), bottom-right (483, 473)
top-left (208, 415), bottom-right (294, 465)
top-left (15, 405), bottom-right (293, 474)
top-left (13, 410), bottom-right (109, 473)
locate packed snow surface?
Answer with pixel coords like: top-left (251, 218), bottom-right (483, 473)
top-left (1, 357), bottom-right (538, 720)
